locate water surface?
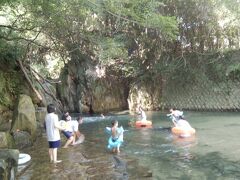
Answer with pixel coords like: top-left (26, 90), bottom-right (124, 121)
top-left (18, 111), bottom-right (240, 179)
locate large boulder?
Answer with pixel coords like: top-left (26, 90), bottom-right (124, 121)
top-left (11, 94), bottom-right (37, 140)
top-left (90, 78), bottom-right (129, 112)
top-left (57, 60), bottom-right (129, 113)
top-left (0, 149), bottom-right (19, 180)
top-left (128, 82), bottom-right (162, 112)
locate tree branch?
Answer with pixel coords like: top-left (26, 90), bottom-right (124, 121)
top-left (17, 60), bottom-right (43, 102)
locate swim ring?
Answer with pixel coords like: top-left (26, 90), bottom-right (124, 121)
top-left (105, 126), bottom-right (124, 150)
top-left (18, 153), bottom-right (31, 165)
top-left (135, 120), bottom-right (152, 128)
top-left (59, 120), bottom-right (67, 129)
top-left (171, 127), bottom-right (196, 137)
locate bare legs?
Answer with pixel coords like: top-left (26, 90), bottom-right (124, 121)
top-left (112, 145), bottom-right (120, 153)
top-left (49, 148), bottom-right (53, 162)
top-left (117, 145), bottom-right (120, 153)
top-left (72, 131), bottom-right (81, 145)
top-left (63, 136), bottom-right (74, 148)
top-left (49, 148), bottom-right (62, 163)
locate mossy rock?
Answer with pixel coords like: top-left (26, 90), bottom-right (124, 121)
top-left (12, 94), bottom-right (37, 140)
top-left (0, 132), bottom-right (15, 149)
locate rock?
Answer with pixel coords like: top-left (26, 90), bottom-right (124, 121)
top-left (80, 78), bottom-right (129, 113)
top-left (11, 94), bottom-right (37, 139)
top-left (12, 131), bottom-right (32, 149)
top-left (35, 107), bottom-right (46, 137)
top-left (35, 107), bottom-right (46, 123)
top-left (128, 84), bottom-right (153, 111)
top-left (78, 102), bottom-right (89, 114)
top-left (0, 109), bottom-right (13, 132)
top-left (0, 132), bottom-right (14, 149)
top-left (57, 60), bottom-right (128, 113)
top-left (0, 149), bottom-right (19, 180)
top-left (143, 170), bottom-right (153, 177)
top-left (36, 121), bottom-right (44, 137)
top-left (0, 132), bottom-right (9, 148)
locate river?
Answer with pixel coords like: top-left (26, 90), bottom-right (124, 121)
top-left (18, 111), bottom-right (240, 179)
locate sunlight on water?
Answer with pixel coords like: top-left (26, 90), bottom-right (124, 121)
top-left (18, 111), bottom-right (240, 179)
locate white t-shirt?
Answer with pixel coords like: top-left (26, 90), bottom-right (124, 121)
top-left (176, 120), bottom-right (192, 129)
top-left (71, 120), bottom-right (79, 132)
top-left (45, 113), bottom-right (61, 141)
top-left (141, 111), bottom-right (147, 121)
top-left (173, 110), bottom-right (183, 117)
top-left (64, 120), bottom-right (78, 132)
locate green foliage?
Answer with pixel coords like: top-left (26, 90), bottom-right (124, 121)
top-left (97, 36), bottom-right (128, 64)
top-left (96, 0), bottom-right (178, 40)
top-left (1, 0), bottom-right (240, 88)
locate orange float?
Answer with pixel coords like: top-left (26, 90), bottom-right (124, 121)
top-left (171, 127), bottom-right (196, 138)
top-left (135, 120), bottom-right (152, 128)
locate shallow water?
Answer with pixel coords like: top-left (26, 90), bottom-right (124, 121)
top-left (18, 111), bottom-right (240, 179)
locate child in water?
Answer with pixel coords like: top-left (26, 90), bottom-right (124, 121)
top-left (167, 108), bottom-right (184, 125)
top-left (138, 106), bottom-right (147, 121)
top-left (45, 104), bottom-right (65, 163)
top-left (72, 116), bottom-right (84, 145)
top-left (62, 112), bottom-right (75, 148)
top-left (110, 120), bottom-right (123, 153)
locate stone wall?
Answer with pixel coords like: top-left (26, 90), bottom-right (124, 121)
top-left (128, 50), bottom-right (240, 111)
top-left (128, 77), bottom-right (240, 112)
top-left (160, 80), bottom-right (240, 111)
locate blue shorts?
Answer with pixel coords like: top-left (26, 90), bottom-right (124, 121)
top-left (62, 131), bottom-right (73, 139)
top-left (48, 140), bottom-right (61, 148)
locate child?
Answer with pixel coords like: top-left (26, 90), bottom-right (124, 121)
top-left (62, 112), bottom-right (74, 148)
top-left (167, 108), bottom-right (184, 125)
top-left (71, 116), bottom-right (84, 145)
top-left (109, 120), bottom-right (123, 153)
top-left (45, 104), bottom-right (65, 163)
top-left (138, 106), bottom-right (147, 121)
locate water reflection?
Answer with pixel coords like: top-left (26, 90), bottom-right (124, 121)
top-left (172, 135), bottom-right (197, 148)
top-left (172, 135), bottom-right (197, 163)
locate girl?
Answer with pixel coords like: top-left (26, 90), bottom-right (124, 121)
top-left (110, 120), bottom-right (122, 153)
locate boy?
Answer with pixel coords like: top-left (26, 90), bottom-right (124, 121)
top-left (45, 104), bottom-right (65, 163)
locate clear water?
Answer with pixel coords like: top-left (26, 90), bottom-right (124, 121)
top-left (18, 111), bottom-right (240, 179)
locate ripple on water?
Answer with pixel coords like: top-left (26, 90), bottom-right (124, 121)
top-left (18, 111), bottom-right (240, 179)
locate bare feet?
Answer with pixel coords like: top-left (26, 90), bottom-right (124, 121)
top-left (63, 146), bottom-right (68, 148)
top-left (53, 160), bottom-right (62, 163)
